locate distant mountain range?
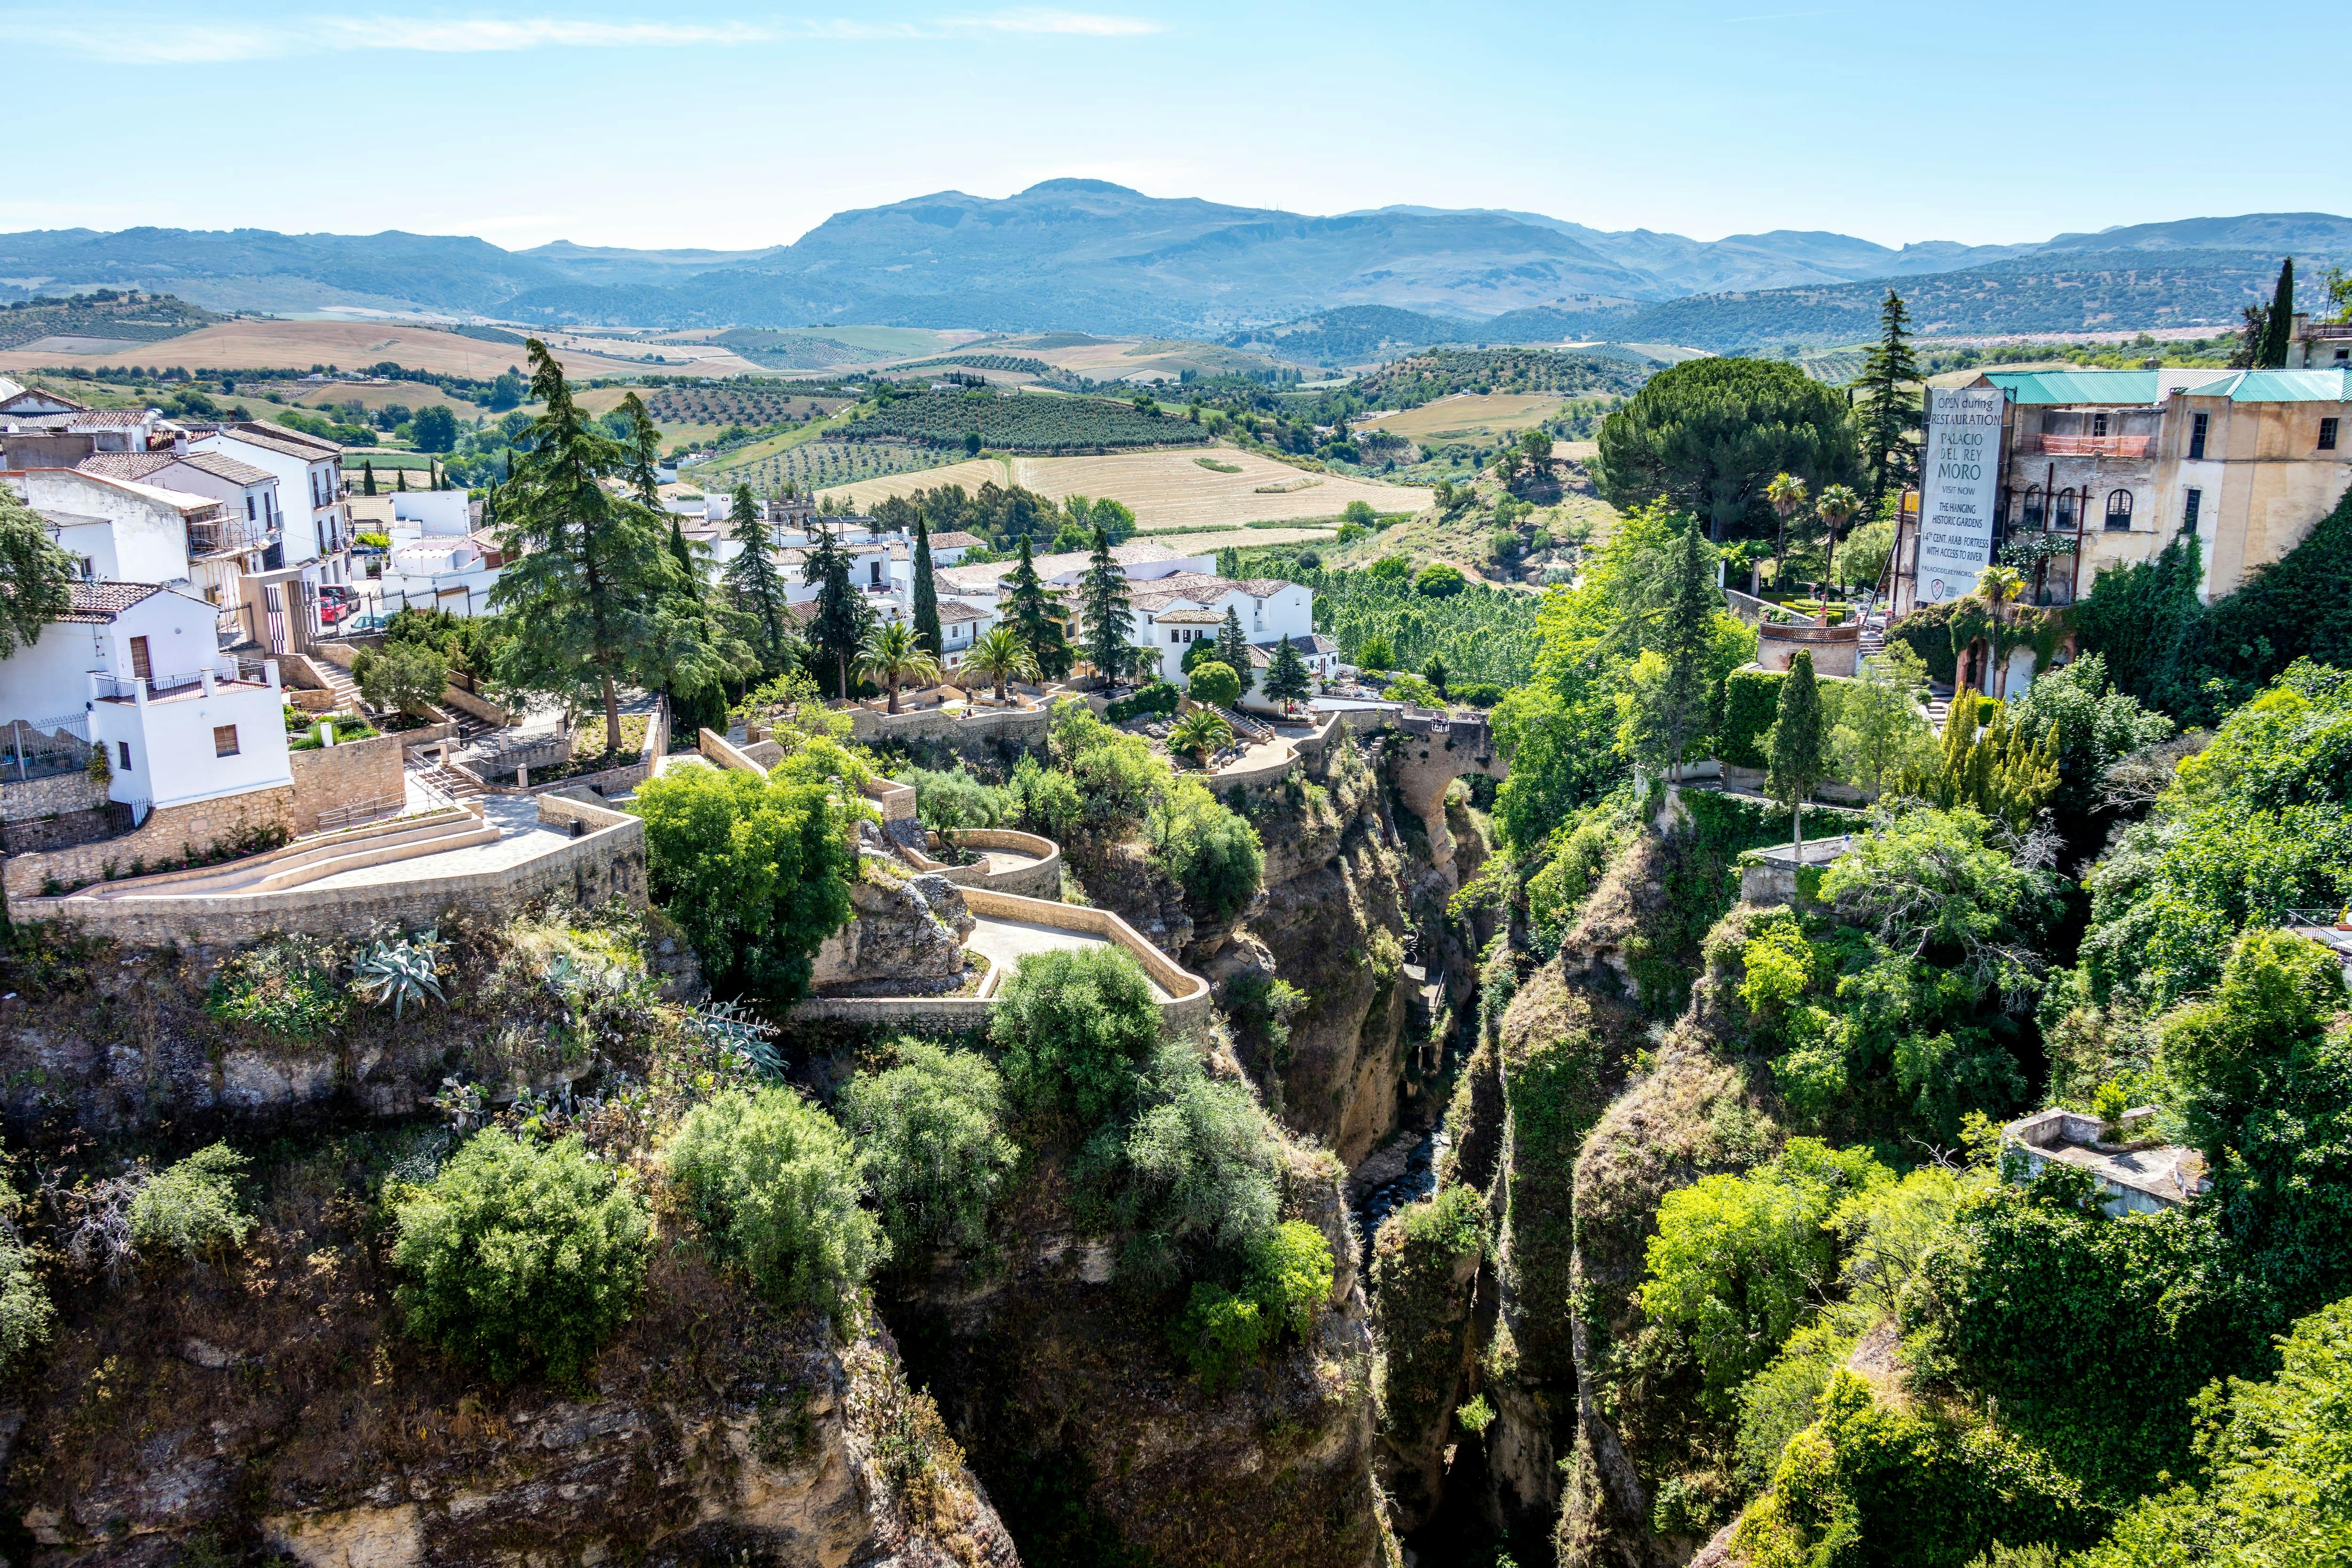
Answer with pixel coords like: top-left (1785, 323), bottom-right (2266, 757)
top-left (0, 184), bottom-right (2343, 350)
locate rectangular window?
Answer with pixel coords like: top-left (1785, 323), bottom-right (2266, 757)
top-left (213, 725), bottom-right (239, 758)
top-left (2322, 417), bottom-right (2340, 452)
top-left (117, 741), bottom-right (132, 771)
top-left (2183, 488), bottom-right (2202, 533)
top-left (2092, 412), bottom-right (2110, 437)
top-left (128, 635), bottom-right (151, 680)
top-left (2189, 412), bottom-right (2209, 460)
top-left (246, 496), bottom-right (256, 520)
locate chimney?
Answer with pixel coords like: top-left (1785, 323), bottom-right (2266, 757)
top-left (172, 433), bottom-right (188, 456)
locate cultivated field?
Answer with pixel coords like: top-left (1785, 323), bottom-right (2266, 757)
top-left (1360, 391), bottom-right (1581, 442)
top-left (1143, 526), bottom-right (1341, 553)
top-left (818, 447), bottom-right (1431, 532)
top-left (0, 320), bottom-right (710, 380)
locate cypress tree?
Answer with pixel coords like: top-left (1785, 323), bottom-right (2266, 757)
top-left (1078, 526), bottom-right (1133, 682)
top-left (397, 467), bottom-right (408, 492)
top-left (2258, 258), bottom-right (2296, 369)
top-left (1765, 649), bottom-right (1827, 859)
top-left (1654, 518), bottom-right (1718, 780)
top-left (362, 459), bottom-right (377, 497)
top-left (621, 391), bottom-right (662, 505)
top-left (803, 523), bottom-right (870, 699)
top-left (1004, 537), bottom-right (1069, 677)
top-left (911, 513), bottom-right (942, 657)
top-left (723, 482), bottom-right (794, 675)
top-left (1215, 605), bottom-right (1250, 683)
top-left (1856, 290), bottom-right (1923, 503)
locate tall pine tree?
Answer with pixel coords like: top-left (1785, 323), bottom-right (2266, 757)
top-left (1263, 634), bottom-right (1311, 708)
top-left (1856, 291), bottom-right (1923, 504)
top-left (1215, 605), bottom-right (1250, 684)
top-left (2258, 258), bottom-right (2296, 369)
top-left (1078, 526), bottom-right (1133, 682)
top-left (723, 483), bottom-right (794, 676)
top-left (803, 523), bottom-right (870, 699)
top-left (1004, 537), bottom-right (1069, 677)
top-left (911, 513), bottom-right (942, 657)
top-left (491, 340), bottom-right (686, 752)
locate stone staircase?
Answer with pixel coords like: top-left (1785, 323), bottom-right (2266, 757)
top-left (1215, 704), bottom-right (1275, 743)
top-left (409, 753), bottom-right (489, 803)
top-left (77, 807), bottom-right (496, 899)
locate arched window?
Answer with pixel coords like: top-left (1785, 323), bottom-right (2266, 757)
top-left (2054, 488), bottom-right (2077, 532)
top-left (2020, 484), bottom-right (2044, 529)
top-left (2104, 489), bottom-right (2134, 532)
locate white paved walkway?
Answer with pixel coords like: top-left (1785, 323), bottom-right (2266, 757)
top-left (964, 915), bottom-right (1170, 999)
top-left (301, 796), bottom-right (568, 890)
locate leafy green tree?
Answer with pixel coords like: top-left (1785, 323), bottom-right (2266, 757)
top-left (1597, 357), bottom-right (1860, 541)
top-left (910, 513), bottom-right (942, 656)
top-left (1003, 537), bottom-right (1070, 677)
top-left (1078, 526), bottom-right (1133, 681)
top-left (802, 524), bottom-right (872, 698)
top-left (1830, 644), bottom-right (1933, 798)
top-left (663, 1086), bottom-right (884, 1314)
top-left (1263, 635), bottom-right (1311, 707)
top-left (1186, 660), bottom-right (1241, 709)
top-left (2078, 1296), bottom-right (2352, 1568)
top-left (393, 1132), bottom-right (650, 1385)
top-left (1355, 631), bottom-right (1394, 672)
top-left (1413, 562), bottom-right (1466, 597)
top-left (2001, 651), bottom-right (2171, 831)
top-left (838, 1041), bottom-right (1018, 1255)
top-left (485, 368), bottom-right (526, 412)
top-left (2257, 257), bottom-right (2295, 369)
top-left (1148, 776), bottom-right (1263, 922)
top-left (1898, 687), bottom-right (2059, 832)
top-left (2159, 927), bottom-right (2347, 1156)
top-left (630, 762), bottom-right (862, 999)
top-left (1620, 518), bottom-right (1717, 781)
top-left (991, 946), bottom-right (1161, 1128)
top-left (409, 404), bottom-right (460, 453)
top-left (492, 341), bottom-right (708, 750)
top-left (1766, 649), bottom-right (1828, 856)
top-left (0, 1178), bottom-right (50, 1373)
top-left (723, 483), bottom-right (796, 676)
top-left (0, 483), bottom-right (78, 656)
top-left (1854, 290), bottom-right (1923, 502)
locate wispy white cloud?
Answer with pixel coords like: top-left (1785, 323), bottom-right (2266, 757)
top-left (3, 8), bottom-right (1161, 62)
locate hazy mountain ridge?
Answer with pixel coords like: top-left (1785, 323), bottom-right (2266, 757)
top-left (0, 186), bottom-right (2342, 347)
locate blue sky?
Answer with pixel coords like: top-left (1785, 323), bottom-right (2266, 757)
top-left (6, 1), bottom-right (2338, 252)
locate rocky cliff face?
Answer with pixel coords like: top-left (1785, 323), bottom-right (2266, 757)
top-left (882, 1112), bottom-right (1391, 1568)
top-left (9, 1172), bottom-right (1014, 1568)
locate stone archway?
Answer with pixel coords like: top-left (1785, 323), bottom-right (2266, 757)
top-left (1386, 710), bottom-right (1506, 879)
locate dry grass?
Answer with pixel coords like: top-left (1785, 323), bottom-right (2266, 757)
top-left (821, 448), bottom-right (1430, 532)
top-left (0, 319), bottom-right (696, 379)
top-left (1360, 392), bottom-right (1579, 443)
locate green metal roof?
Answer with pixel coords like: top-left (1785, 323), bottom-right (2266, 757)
top-left (1979, 367), bottom-right (2350, 405)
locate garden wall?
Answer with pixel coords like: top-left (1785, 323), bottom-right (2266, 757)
top-left (286, 733), bottom-right (406, 834)
top-left (7, 793), bottom-right (644, 947)
top-left (0, 768), bottom-right (105, 826)
top-left (2, 785), bottom-right (296, 901)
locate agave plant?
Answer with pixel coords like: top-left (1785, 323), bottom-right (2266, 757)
top-left (353, 928), bottom-right (446, 1022)
top-left (679, 998), bottom-right (785, 1080)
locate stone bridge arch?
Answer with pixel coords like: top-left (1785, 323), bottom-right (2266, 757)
top-left (1385, 709), bottom-right (1506, 879)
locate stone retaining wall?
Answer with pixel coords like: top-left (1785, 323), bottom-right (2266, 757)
top-left (845, 702), bottom-right (1051, 747)
top-left (2, 786), bottom-right (298, 900)
top-left (905, 828), bottom-right (1063, 898)
top-left (287, 732), bottom-right (408, 834)
top-left (0, 768), bottom-right (105, 826)
top-left (7, 793), bottom-right (644, 946)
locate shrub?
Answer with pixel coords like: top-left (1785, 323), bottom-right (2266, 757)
top-left (663, 1087), bottom-right (884, 1316)
top-left (1720, 667), bottom-right (1787, 768)
top-left (0, 1181), bottom-right (51, 1370)
top-left (1103, 681), bottom-right (1181, 723)
top-left (1185, 661), bottom-right (1241, 709)
top-left (992, 946), bottom-right (1162, 1126)
top-left (896, 765), bottom-right (1011, 832)
top-left (128, 1143), bottom-right (254, 1260)
top-left (631, 763), bottom-right (862, 1000)
top-left (1010, 752), bottom-right (1084, 838)
top-left (356, 639), bottom-right (447, 717)
top-left (1169, 1218), bottom-right (1334, 1390)
top-left (1099, 1043), bottom-right (1283, 1284)
top-left (1450, 681), bottom-right (1504, 708)
top-left (1149, 778), bottom-right (1264, 924)
top-left (838, 1041), bottom-right (1018, 1254)
top-left (393, 1133), bottom-right (650, 1384)
top-left (1414, 562), bottom-right (1467, 597)
top-left (205, 937), bottom-right (350, 1038)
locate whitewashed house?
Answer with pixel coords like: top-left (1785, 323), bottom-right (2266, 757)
top-left (76, 450), bottom-right (281, 618)
top-left (192, 423), bottom-right (350, 585)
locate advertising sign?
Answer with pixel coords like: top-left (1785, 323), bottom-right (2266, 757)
top-left (1915, 386), bottom-right (2005, 603)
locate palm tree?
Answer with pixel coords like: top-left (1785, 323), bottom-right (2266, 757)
top-left (961, 626), bottom-right (1037, 704)
top-left (1974, 563), bottom-right (2027, 697)
top-left (1168, 707), bottom-right (1234, 766)
top-left (855, 620), bottom-right (940, 715)
top-left (1815, 483), bottom-right (1861, 598)
top-left (1765, 472), bottom-right (1810, 579)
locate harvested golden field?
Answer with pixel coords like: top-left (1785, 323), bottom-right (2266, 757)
top-left (1142, 526), bottom-right (1339, 553)
top-left (1360, 391), bottom-right (1578, 442)
top-left (818, 448), bottom-right (1430, 532)
top-left (0, 319), bottom-right (683, 380)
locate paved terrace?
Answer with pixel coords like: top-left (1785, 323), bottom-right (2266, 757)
top-left (964, 914), bottom-right (1171, 1000)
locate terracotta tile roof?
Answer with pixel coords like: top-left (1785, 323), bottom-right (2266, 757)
top-left (75, 452), bottom-right (177, 481)
top-left (0, 387), bottom-right (90, 414)
top-left (1150, 608), bottom-right (1225, 625)
top-left (58, 580), bottom-right (163, 623)
top-left (65, 410), bottom-right (150, 429)
top-left (930, 531), bottom-right (985, 548)
top-left (936, 599), bottom-right (991, 623)
top-left (220, 423), bottom-right (342, 459)
top-left (175, 450), bottom-right (275, 486)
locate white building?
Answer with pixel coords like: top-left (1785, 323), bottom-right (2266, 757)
top-left (76, 449), bottom-right (281, 617)
top-left (0, 582), bottom-right (291, 815)
top-left (0, 386), bottom-right (162, 453)
top-left (191, 422), bottom-right (351, 585)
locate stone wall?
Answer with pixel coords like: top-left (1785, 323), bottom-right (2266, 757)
top-left (435, 682), bottom-right (514, 727)
top-left (942, 828), bottom-right (1062, 898)
top-left (2, 785), bottom-right (296, 900)
top-left (0, 767), bottom-right (105, 826)
top-left (8, 793), bottom-right (644, 945)
top-left (844, 701), bottom-right (1051, 748)
top-left (286, 732), bottom-right (406, 834)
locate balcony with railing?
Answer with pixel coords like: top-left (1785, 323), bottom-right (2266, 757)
top-left (186, 510), bottom-right (270, 560)
top-left (2022, 433), bottom-right (2157, 458)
